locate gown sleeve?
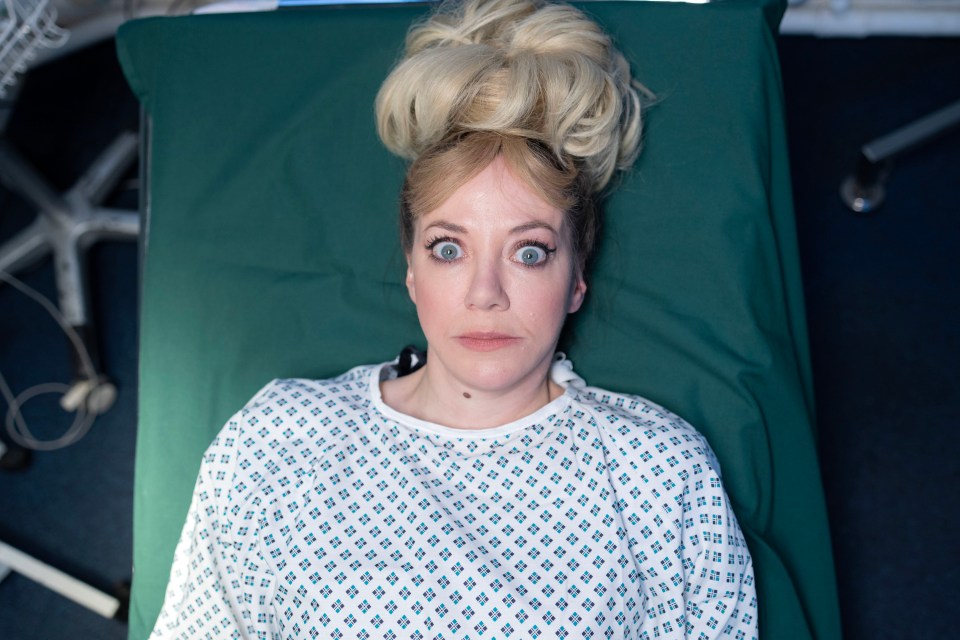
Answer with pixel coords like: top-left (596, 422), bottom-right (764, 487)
top-left (676, 465), bottom-right (757, 638)
top-left (632, 430), bottom-right (758, 639)
top-left (583, 385), bottom-right (759, 639)
top-left (149, 391), bottom-right (279, 640)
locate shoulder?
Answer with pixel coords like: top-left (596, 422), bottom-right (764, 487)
top-left (569, 384), bottom-right (722, 483)
top-left (245, 364), bottom-right (378, 411)
top-left (203, 363), bottom-right (382, 464)
top-left (225, 364), bottom-right (382, 433)
top-left (197, 364), bottom-right (386, 504)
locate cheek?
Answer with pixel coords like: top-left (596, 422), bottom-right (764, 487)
top-left (514, 275), bottom-right (573, 326)
top-left (409, 264), bottom-right (455, 327)
top-left (415, 286), bottom-right (443, 317)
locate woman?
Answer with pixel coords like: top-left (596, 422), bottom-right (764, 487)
top-left (151, 1), bottom-right (757, 638)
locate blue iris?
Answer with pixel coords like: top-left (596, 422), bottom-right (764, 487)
top-left (433, 242), bottom-right (462, 261)
top-left (516, 246), bottom-right (546, 265)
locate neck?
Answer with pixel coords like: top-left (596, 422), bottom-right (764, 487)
top-left (382, 359), bottom-right (563, 430)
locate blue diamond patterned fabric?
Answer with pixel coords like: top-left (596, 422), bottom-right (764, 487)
top-left (150, 359), bottom-right (757, 639)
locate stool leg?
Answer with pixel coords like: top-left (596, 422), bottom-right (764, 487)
top-left (74, 131), bottom-right (138, 206)
top-left (0, 217), bottom-right (51, 275)
top-left (0, 138), bottom-right (71, 221)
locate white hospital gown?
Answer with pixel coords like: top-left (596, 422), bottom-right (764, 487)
top-left (151, 359), bottom-right (758, 639)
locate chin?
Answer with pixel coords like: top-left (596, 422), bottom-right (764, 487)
top-left (445, 351), bottom-right (550, 394)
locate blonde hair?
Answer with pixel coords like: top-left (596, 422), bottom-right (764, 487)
top-left (376, 0), bottom-right (647, 267)
top-left (376, 0), bottom-right (643, 192)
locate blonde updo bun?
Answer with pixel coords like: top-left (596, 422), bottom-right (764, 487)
top-left (376, 0), bottom-right (644, 192)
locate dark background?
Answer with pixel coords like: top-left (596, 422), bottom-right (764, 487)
top-left (0, 29), bottom-right (957, 640)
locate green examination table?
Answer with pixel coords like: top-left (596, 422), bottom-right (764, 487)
top-left (117, 0), bottom-right (842, 637)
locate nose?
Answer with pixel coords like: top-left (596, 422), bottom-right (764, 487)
top-left (464, 256), bottom-right (509, 311)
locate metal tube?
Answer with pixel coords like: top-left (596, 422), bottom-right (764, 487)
top-left (0, 540), bottom-right (120, 619)
top-left (863, 100), bottom-right (960, 163)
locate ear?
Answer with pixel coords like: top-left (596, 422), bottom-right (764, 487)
top-left (567, 271), bottom-right (587, 314)
top-left (405, 256), bottom-right (417, 305)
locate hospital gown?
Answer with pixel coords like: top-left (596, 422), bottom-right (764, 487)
top-left (151, 359), bottom-right (758, 639)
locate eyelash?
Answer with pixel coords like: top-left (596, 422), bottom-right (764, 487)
top-left (514, 240), bottom-right (556, 268)
top-left (425, 235), bottom-right (460, 264)
top-left (423, 236), bottom-right (557, 267)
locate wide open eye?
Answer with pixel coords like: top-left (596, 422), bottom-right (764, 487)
top-left (514, 244), bottom-right (548, 266)
top-left (432, 241), bottom-right (463, 262)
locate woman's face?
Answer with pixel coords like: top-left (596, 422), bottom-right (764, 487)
top-left (406, 155), bottom-right (587, 395)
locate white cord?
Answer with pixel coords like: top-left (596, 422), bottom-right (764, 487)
top-left (0, 268), bottom-right (101, 451)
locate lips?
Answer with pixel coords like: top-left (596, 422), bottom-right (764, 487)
top-left (455, 332), bottom-right (521, 352)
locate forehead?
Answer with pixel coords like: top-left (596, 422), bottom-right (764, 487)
top-left (418, 156), bottom-right (565, 232)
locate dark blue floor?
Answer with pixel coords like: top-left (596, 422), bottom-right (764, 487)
top-left (0, 40), bottom-right (138, 640)
top-left (0, 32), bottom-right (958, 640)
top-left (781, 35), bottom-right (960, 640)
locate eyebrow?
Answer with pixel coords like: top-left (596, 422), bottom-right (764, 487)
top-left (423, 220), bottom-right (559, 235)
top-left (423, 221), bottom-right (468, 234)
top-left (509, 221), bottom-right (558, 235)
